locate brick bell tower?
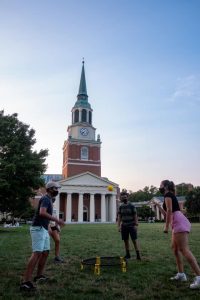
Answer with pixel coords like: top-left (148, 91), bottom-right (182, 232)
top-left (62, 60), bottom-right (101, 178)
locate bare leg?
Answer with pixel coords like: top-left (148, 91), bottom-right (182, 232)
top-left (36, 251), bottom-right (49, 276)
top-left (132, 239), bottom-right (139, 252)
top-left (50, 230), bottom-right (60, 257)
top-left (23, 252), bottom-right (42, 282)
top-left (171, 233), bottom-right (184, 273)
top-left (175, 232), bottom-right (200, 275)
top-left (132, 239), bottom-right (141, 259)
top-left (124, 239), bottom-right (129, 251)
top-left (123, 239), bottom-right (131, 258)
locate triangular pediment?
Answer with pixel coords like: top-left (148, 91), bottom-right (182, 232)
top-left (59, 172), bottom-right (118, 188)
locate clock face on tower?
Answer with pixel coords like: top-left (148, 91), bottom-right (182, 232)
top-left (80, 127), bottom-right (89, 136)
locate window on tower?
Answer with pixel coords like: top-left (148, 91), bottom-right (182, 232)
top-left (81, 146), bottom-right (88, 160)
top-left (74, 109), bottom-right (79, 123)
top-left (82, 109), bottom-right (87, 122)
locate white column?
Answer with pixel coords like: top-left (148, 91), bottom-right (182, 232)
top-left (101, 194), bottom-right (106, 222)
top-left (66, 193), bottom-right (72, 223)
top-left (156, 205), bottom-right (160, 220)
top-left (108, 197), bottom-right (111, 221)
top-left (90, 194), bottom-right (95, 222)
top-left (78, 193), bottom-right (83, 222)
top-left (54, 194), bottom-right (60, 219)
top-left (152, 205), bottom-right (156, 220)
top-left (111, 194), bottom-right (117, 222)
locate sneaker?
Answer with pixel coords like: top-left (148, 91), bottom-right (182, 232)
top-left (54, 256), bottom-right (64, 263)
top-left (137, 255), bottom-right (141, 260)
top-left (170, 273), bottom-right (187, 282)
top-left (124, 253), bottom-right (131, 260)
top-left (190, 276), bottom-right (200, 289)
top-left (33, 275), bottom-right (49, 282)
top-left (20, 281), bottom-right (36, 291)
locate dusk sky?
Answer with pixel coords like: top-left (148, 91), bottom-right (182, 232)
top-left (1, 0), bottom-right (200, 191)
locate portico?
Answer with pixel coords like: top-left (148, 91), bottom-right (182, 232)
top-left (54, 172), bottom-right (119, 223)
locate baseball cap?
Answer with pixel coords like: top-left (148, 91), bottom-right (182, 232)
top-left (45, 181), bottom-right (60, 189)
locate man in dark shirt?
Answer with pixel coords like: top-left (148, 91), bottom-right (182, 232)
top-left (20, 181), bottom-right (65, 291)
top-left (117, 191), bottom-right (141, 260)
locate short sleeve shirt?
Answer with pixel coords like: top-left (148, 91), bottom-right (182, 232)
top-left (32, 194), bottom-right (53, 230)
top-left (163, 192), bottom-right (180, 212)
top-left (118, 202), bottom-right (137, 225)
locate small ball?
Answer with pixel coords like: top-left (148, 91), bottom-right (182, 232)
top-left (107, 185), bottom-right (114, 191)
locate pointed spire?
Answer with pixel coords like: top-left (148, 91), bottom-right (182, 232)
top-left (78, 58), bottom-right (88, 98)
top-left (73, 60), bottom-right (91, 110)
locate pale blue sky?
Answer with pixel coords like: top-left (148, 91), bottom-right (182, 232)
top-left (1, 0), bottom-right (200, 191)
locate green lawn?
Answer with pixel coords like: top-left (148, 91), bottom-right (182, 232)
top-left (0, 223), bottom-right (200, 300)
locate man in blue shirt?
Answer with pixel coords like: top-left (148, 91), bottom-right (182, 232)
top-left (118, 191), bottom-right (141, 260)
top-left (20, 181), bottom-right (65, 291)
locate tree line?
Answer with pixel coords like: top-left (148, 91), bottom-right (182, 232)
top-left (122, 184), bottom-right (200, 220)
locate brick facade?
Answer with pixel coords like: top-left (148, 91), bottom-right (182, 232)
top-left (62, 141), bottom-right (101, 178)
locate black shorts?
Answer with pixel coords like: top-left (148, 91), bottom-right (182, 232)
top-left (121, 224), bottom-right (137, 241)
top-left (50, 225), bottom-right (60, 232)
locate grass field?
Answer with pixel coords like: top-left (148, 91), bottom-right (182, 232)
top-left (0, 223), bottom-right (200, 300)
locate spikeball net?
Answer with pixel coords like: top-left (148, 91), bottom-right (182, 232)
top-left (81, 256), bottom-right (127, 275)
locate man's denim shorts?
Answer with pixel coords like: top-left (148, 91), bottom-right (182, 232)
top-left (30, 226), bottom-right (50, 252)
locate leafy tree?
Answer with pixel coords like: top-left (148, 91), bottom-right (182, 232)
top-left (129, 185), bottom-right (159, 202)
top-left (129, 190), bottom-right (146, 202)
top-left (176, 183), bottom-right (193, 196)
top-left (127, 183), bottom-right (194, 202)
top-left (137, 205), bottom-right (155, 220)
top-left (0, 111), bottom-right (48, 217)
top-left (184, 187), bottom-right (200, 216)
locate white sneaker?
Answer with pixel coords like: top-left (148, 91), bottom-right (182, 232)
top-left (170, 273), bottom-right (187, 282)
top-left (190, 276), bottom-right (200, 289)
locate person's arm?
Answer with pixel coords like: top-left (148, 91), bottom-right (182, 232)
top-left (132, 205), bottom-right (138, 226)
top-left (39, 207), bottom-right (65, 226)
top-left (133, 212), bottom-right (138, 227)
top-left (117, 213), bottom-right (122, 231)
top-left (163, 197), bottom-right (172, 233)
top-left (48, 224), bottom-right (52, 235)
top-left (154, 201), bottom-right (166, 217)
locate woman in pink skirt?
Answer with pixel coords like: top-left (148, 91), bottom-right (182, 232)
top-left (154, 180), bottom-right (200, 289)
